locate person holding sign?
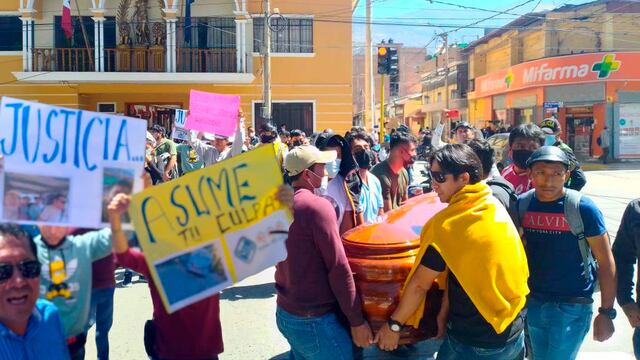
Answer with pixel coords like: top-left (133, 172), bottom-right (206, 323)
top-left (187, 112), bottom-right (245, 167)
top-left (277, 145), bottom-right (372, 359)
top-left (107, 185), bottom-right (294, 360)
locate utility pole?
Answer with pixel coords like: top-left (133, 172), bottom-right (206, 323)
top-left (442, 32), bottom-right (450, 137)
top-left (262, 0), bottom-right (272, 121)
top-left (380, 74), bottom-right (385, 144)
top-left (364, 0), bottom-right (372, 129)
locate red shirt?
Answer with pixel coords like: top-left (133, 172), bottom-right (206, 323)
top-left (116, 248), bottom-right (223, 359)
top-left (275, 188), bottom-right (365, 326)
top-left (501, 163), bottom-right (532, 195)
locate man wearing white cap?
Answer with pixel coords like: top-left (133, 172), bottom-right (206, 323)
top-left (188, 129), bottom-right (243, 167)
top-left (276, 145), bottom-right (372, 359)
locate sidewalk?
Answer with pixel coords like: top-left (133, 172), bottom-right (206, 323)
top-left (581, 160), bottom-right (640, 171)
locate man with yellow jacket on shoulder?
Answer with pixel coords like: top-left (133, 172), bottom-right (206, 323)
top-left (257, 122), bottom-right (288, 171)
top-left (375, 143), bottom-right (530, 359)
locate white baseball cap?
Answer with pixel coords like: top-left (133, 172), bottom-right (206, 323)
top-left (285, 145), bottom-right (337, 177)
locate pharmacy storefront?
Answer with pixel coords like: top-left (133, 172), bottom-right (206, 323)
top-left (469, 52), bottom-right (640, 160)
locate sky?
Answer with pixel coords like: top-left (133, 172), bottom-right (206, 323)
top-left (350, 0), bottom-right (595, 54)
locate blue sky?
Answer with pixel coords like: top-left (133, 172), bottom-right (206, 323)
top-left (351, 0), bottom-right (594, 53)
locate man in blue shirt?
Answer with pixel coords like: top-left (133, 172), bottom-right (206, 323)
top-left (517, 146), bottom-right (616, 360)
top-left (0, 224), bottom-right (69, 359)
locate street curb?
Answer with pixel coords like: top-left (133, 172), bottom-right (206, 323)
top-left (581, 164), bottom-right (608, 171)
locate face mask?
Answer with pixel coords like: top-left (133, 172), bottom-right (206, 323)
top-left (260, 134), bottom-right (276, 143)
top-left (305, 169), bottom-right (328, 195)
top-left (544, 135), bottom-right (556, 146)
top-left (512, 149), bottom-right (534, 169)
top-left (292, 140), bottom-right (303, 147)
top-left (326, 159), bottom-right (341, 178)
top-left (354, 149), bottom-right (373, 169)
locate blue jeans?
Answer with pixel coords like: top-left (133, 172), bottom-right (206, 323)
top-left (526, 297), bottom-right (592, 360)
top-left (436, 332), bottom-right (524, 360)
top-left (276, 307), bottom-right (354, 360)
top-left (88, 287), bottom-right (115, 360)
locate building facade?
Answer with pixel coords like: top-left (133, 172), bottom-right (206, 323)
top-left (420, 46), bottom-right (468, 129)
top-left (353, 45), bottom-right (426, 129)
top-left (466, 0), bottom-right (640, 160)
top-left (1, 0), bottom-right (354, 136)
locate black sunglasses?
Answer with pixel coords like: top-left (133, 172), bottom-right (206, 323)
top-left (429, 170), bottom-right (451, 183)
top-left (0, 260), bottom-right (41, 283)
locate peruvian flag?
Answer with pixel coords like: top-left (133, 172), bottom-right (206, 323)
top-left (62, 0), bottom-right (72, 39)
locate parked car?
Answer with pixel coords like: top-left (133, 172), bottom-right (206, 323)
top-left (487, 133), bottom-right (511, 173)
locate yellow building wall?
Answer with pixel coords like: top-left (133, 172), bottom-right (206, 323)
top-left (0, 0), bottom-right (354, 135)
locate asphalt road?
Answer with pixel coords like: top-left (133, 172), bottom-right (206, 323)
top-left (85, 164), bottom-right (640, 360)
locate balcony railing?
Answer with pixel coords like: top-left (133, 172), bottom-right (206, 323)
top-left (32, 47), bottom-right (237, 73)
top-left (177, 48), bottom-right (236, 73)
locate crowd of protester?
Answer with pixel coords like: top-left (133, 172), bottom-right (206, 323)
top-left (2, 109), bottom-right (640, 360)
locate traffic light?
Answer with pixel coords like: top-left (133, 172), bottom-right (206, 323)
top-left (377, 46), bottom-right (389, 74)
top-left (388, 47), bottom-right (399, 95)
top-left (388, 47), bottom-right (398, 76)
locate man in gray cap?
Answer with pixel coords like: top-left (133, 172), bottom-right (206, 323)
top-left (513, 146), bottom-right (616, 359)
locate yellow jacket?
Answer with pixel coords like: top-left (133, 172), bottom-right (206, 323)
top-left (404, 182), bottom-right (529, 334)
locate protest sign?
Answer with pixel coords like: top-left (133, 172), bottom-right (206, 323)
top-left (0, 97), bottom-right (146, 228)
top-left (171, 127), bottom-right (191, 142)
top-left (129, 144), bottom-right (291, 313)
top-left (186, 90), bottom-right (239, 137)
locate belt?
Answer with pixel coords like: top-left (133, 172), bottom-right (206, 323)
top-left (530, 294), bottom-right (593, 304)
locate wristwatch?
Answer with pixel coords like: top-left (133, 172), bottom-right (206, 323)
top-left (598, 307), bottom-right (617, 320)
top-left (387, 319), bottom-right (402, 333)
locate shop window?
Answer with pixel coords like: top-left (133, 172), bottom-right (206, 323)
top-left (437, 92), bottom-right (442, 103)
top-left (0, 16), bottom-right (21, 51)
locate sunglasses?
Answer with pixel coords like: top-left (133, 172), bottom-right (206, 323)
top-left (0, 260), bottom-right (41, 283)
top-left (429, 170), bottom-right (451, 183)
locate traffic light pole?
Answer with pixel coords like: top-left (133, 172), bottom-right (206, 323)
top-left (379, 74), bottom-right (385, 144)
top-left (262, 0), bottom-right (272, 121)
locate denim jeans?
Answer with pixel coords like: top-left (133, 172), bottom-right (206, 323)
top-left (276, 307), bottom-right (354, 360)
top-left (88, 287), bottom-right (115, 360)
top-left (526, 297), bottom-right (592, 360)
top-left (436, 332), bottom-right (524, 360)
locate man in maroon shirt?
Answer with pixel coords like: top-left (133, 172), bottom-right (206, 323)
top-left (277, 145), bottom-right (372, 359)
top-left (107, 197), bottom-right (223, 360)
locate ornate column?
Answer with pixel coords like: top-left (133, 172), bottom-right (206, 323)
top-left (91, 9), bottom-right (106, 72)
top-left (163, 9), bottom-right (178, 72)
top-left (19, 5), bottom-right (35, 72)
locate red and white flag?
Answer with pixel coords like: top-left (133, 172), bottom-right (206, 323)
top-left (62, 0), bottom-right (72, 39)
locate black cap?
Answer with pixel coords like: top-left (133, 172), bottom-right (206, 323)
top-left (526, 146), bottom-right (570, 168)
top-left (454, 122), bottom-right (473, 131)
top-left (540, 118), bottom-right (561, 134)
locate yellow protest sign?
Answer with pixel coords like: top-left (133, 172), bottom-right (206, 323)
top-left (129, 145), bottom-right (291, 313)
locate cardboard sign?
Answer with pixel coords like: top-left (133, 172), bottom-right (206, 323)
top-left (186, 90), bottom-right (239, 137)
top-left (0, 97), bottom-right (146, 227)
top-left (129, 144), bottom-right (291, 313)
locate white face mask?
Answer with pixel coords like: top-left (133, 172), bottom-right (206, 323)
top-left (315, 175), bottom-right (329, 196)
top-left (326, 159), bottom-right (341, 178)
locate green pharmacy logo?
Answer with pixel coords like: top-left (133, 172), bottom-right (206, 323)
top-left (505, 71), bottom-right (514, 88)
top-left (591, 54), bottom-right (621, 79)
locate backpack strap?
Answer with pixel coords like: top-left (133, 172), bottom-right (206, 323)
top-left (564, 189), bottom-right (593, 282)
top-left (514, 189), bottom-right (535, 231)
top-left (487, 180), bottom-right (518, 203)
